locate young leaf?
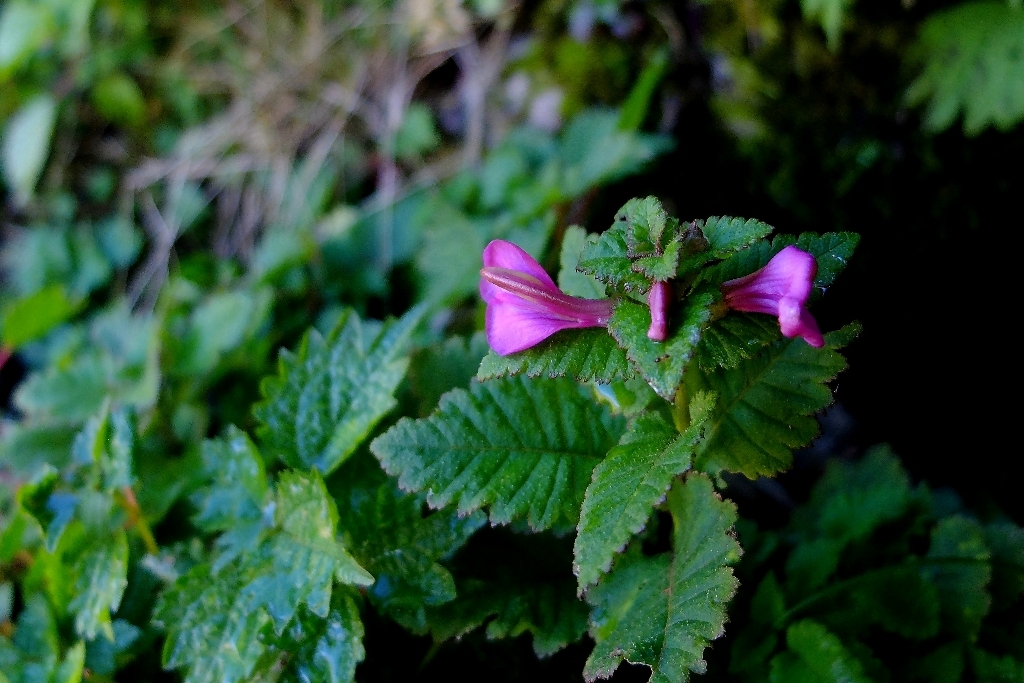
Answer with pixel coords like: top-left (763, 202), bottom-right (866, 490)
top-left (769, 620), bottom-right (871, 683)
top-left (371, 376), bottom-right (626, 532)
top-left (608, 293), bottom-right (716, 400)
top-left (923, 515), bottom-right (992, 640)
top-left (156, 470), bottom-right (372, 683)
top-left (476, 328), bottom-right (633, 384)
top-left (69, 531), bottom-right (129, 641)
top-left (574, 396), bottom-right (714, 592)
top-left (277, 592), bottom-right (366, 683)
top-left (689, 326), bottom-right (855, 478)
top-left (585, 474), bottom-right (741, 682)
top-left (577, 223), bottom-right (651, 293)
top-left (255, 307), bottom-right (422, 475)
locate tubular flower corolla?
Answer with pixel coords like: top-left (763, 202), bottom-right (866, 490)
top-left (480, 240), bottom-right (613, 355)
top-left (721, 245), bottom-right (824, 348)
top-left (647, 281), bottom-right (670, 341)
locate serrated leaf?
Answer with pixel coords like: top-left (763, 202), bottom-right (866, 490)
top-left (696, 312), bottom-right (780, 370)
top-left (584, 474), bottom-right (741, 682)
top-left (558, 226), bottom-right (606, 299)
top-left (608, 293), bottom-right (715, 401)
top-left (476, 328), bottom-right (632, 384)
top-left (0, 594), bottom-right (85, 683)
top-left (575, 400), bottom-right (713, 591)
top-left (69, 531), bottom-right (128, 640)
top-left (156, 470), bottom-right (372, 683)
top-left (769, 620), bottom-right (871, 683)
top-left (372, 376), bottom-right (626, 532)
top-left (334, 454), bottom-right (485, 632)
top-left (689, 326), bottom-right (854, 478)
top-left (255, 307), bottom-right (422, 475)
top-left (578, 224), bottom-right (651, 293)
top-left (924, 515), bottom-right (992, 640)
top-left (698, 216), bottom-right (774, 255)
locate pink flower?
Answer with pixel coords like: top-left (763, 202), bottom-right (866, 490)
top-left (647, 281), bottom-right (669, 341)
top-left (480, 240), bottom-right (613, 355)
top-left (721, 245), bottom-right (824, 347)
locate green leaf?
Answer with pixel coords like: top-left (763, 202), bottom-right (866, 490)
top-left (408, 332), bottom-right (490, 417)
top-left (372, 376), bottom-right (626, 532)
top-left (174, 289), bottom-right (272, 376)
top-left (334, 454), bottom-right (485, 631)
top-left (985, 520), bottom-right (1024, 607)
top-left (431, 576), bottom-right (589, 658)
top-left (698, 216), bottom-right (774, 255)
top-left (0, 1), bottom-right (53, 75)
top-left (476, 328), bottom-right (632, 384)
top-left (584, 474), bottom-right (741, 682)
top-left (2, 93), bottom-right (58, 206)
top-left (558, 226), bottom-right (606, 299)
top-left (769, 620), bottom-right (871, 683)
top-left (1, 285), bottom-right (80, 348)
top-left (69, 531), bottom-right (128, 641)
top-left (393, 103), bottom-right (441, 161)
top-left (84, 620), bottom-right (140, 676)
top-left (689, 325), bottom-right (854, 478)
top-left (619, 47), bottom-right (670, 132)
top-left (282, 592), bottom-right (366, 683)
top-left (156, 470), bottom-right (372, 683)
top-left (800, 0), bottom-right (853, 50)
top-left (923, 515), bottom-right (992, 640)
top-left (907, 1), bottom-right (1024, 135)
top-left (696, 313), bottom-right (780, 370)
top-left (91, 72), bottom-right (146, 128)
top-left (255, 307), bottom-right (422, 475)
top-left (577, 222), bottom-right (651, 293)
top-left (0, 594), bottom-right (85, 683)
top-left (574, 398), bottom-right (714, 591)
top-left (970, 648), bottom-right (1024, 683)
top-left (426, 531), bottom-right (588, 658)
top-left (608, 293), bottom-right (715, 401)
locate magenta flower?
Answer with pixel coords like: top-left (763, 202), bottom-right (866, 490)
top-left (721, 245), bottom-right (824, 348)
top-left (647, 281), bottom-right (669, 341)
top-left (480, 240), bottom-right (613, 355)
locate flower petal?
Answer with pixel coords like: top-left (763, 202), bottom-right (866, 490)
top-left (482, 240), bottom-right (556, 288)
top-left (485, 293), bottom-right (580, 355)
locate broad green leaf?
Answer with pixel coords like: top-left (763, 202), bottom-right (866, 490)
top-left (697, 216), bottom-right (774, 255)
top-left (0, 423), bottom-right (77, 476)
top-left (574, 397), bottom-right (714, 591)
top-left (476, 328), bottom-right (632, 384)
top-left (924, 515), bottom-right (992, 640)
top-left (281, 592), bottom-right (365, 683)
top-left (372, 376), bottom-right (626, 531)
top-left (608, 293), bottom-right (715, 400)
top-left (907, 1), bottom-right (1024, 135)
top-left (255, 307), bottom-right (422, 475)
top-left (585, 474), bottom-right (741, 682)
top-left (174, 289), bottom-right (272, 376)
top-left (696, 312), bottom-right (780, 370)
top-left (69, 531), bottom-right (128, 640)
top-left (689, 326), bottom-right (854, 478)
top-left (769, 620), bottom-right (871, 683)
top-left (2, 94), bottom-right (57, 206)
top-left (334, 455), bottom-right (485, 631)
top-left (1, 285), bottom-right (79, 348)
top-left (558, 226), bottom-right (606, 299)
top-left (156, 470), bottom-right (372, 683)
